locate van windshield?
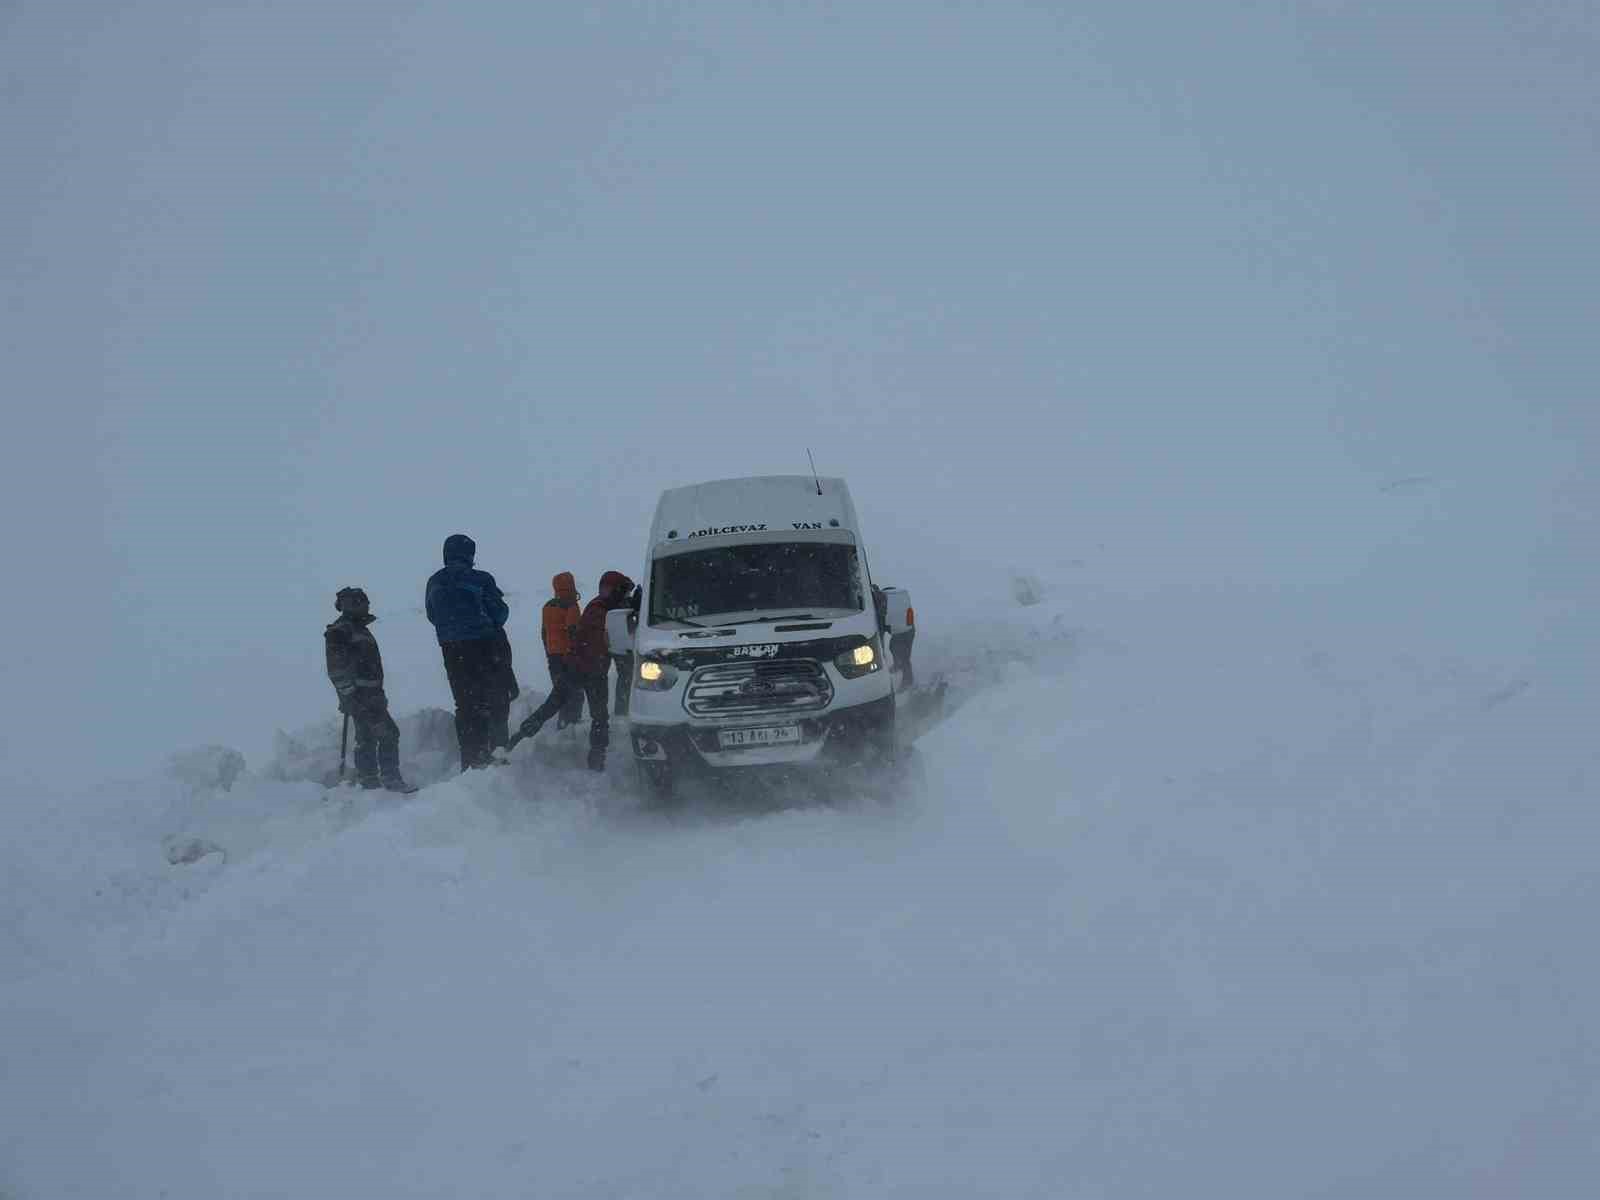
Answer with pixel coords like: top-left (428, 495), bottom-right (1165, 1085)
top-left (649, 541), bottom-right (864, 626)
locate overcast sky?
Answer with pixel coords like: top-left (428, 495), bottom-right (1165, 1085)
top-left (3, 1), bottom-right (1595, 783)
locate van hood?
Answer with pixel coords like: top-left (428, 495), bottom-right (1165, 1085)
top-left (637, 607), bottom-right (876, 655)
top-left (638, 622), bottom-right (877, 671)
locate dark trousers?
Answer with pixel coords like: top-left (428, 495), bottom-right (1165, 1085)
top-left (528, 665), bottom-right (610, 758)
top-left (442, 638), bottom-right (512, 768)
top-left (613, 654), bottom-right (634, 716)
top-left (349, 693), bottom-right (402, 784)
top-left (889, 631), bottom-right (916, 688)
top-left (549, 656), bottom-right (585, 726)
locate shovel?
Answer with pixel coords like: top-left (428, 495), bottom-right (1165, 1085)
top-left (320, 712), bottom-right (352, 789)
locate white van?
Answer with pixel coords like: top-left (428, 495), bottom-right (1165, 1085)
top-left (607, 475), bottom-right (913, 793)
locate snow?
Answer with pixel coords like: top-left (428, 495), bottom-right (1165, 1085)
top-left (5, 2), bottom-right (1597, 1194)
top-left (5, 556), bottom-right (1595, 1199)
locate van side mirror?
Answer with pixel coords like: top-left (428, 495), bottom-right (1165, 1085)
top-left (606, 607), bottom-right (635, 654)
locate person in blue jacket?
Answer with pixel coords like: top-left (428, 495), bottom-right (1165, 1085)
top-left (425, 534), bottom-right (518, 769)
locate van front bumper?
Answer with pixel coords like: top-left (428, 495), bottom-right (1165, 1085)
top-left (628, 694), bottom-right (894, 771)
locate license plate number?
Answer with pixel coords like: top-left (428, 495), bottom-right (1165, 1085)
top-left (718, 724), bottom-right (802, 749)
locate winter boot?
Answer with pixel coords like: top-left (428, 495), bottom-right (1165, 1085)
top-left (382, 776), bottom-right (419, 795)
top-left (359, 775), bottom-right (383, 790)
top-left (586, 747), bottom-right (606, 772)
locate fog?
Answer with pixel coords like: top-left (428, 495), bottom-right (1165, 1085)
top-left (3, 1), bottom-right (1595, 782)
top-left (6, 6), bottom-right (1600, 1196)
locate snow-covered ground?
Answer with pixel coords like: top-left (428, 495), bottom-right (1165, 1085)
top-left (7, 0), bottom-right (1597, 1192)
top-left (4, 551), bottom-right (1595, 1199)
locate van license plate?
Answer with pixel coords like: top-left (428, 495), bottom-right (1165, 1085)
top-left (718, 725), bottom-right (802, 749)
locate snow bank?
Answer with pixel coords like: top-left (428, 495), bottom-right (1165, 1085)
top-left (3, 565), bottom-right (1595, 1198)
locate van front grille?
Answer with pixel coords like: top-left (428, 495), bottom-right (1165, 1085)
top-left (684, 660), bottom-right (833, 718)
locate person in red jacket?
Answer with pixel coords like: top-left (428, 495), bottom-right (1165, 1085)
top-left (517, 570), bottom-right (635, 770)
top-left (540, 572), bottom-right (586, 729)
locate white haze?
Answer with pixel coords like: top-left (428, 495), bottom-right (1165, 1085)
top-left (1, 2), bottom-right (1597, 1194)
top-left (4, 1), bottom-right (1593, 782)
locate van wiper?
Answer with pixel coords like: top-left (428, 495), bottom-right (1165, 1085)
top-left (762, 614), bottom-right (816, 622)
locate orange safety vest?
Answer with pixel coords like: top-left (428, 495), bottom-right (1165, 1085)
top-left (542, 573), bottom-right (582, 658)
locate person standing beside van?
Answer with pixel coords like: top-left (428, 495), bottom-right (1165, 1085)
top-left (541, 572), bottom-right (586, 729)
top-left (872, 583), bottom-right (916, 688)
top-left (612, 583), bottom-right (642, 717)
top-left (425, 533), bottom-right (516, 770)
top-left (519, 569), bottom-right (634, 771)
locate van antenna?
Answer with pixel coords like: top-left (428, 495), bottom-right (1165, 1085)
top-left (806, 448), bottom-right (823, 495)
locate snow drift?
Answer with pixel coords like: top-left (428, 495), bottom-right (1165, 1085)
top-left (3, 561), bottom-right (1595, 1199)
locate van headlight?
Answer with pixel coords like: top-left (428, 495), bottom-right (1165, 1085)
top-left (834, 640), bottom-right (880, 679)
top-left (636, 658), bottom-right (679, 690)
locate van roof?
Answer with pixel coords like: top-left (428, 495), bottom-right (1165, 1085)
top-left (650, 475), bottom-right (858, 547)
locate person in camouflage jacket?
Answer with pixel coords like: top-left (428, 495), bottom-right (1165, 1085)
top-left (325, 587), bottom-right (416, 793)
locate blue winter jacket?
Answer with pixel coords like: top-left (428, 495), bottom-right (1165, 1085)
top-left (425, 534), bottom-right (511, 644)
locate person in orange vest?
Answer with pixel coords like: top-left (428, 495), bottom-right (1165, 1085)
top-left (518, 570), bottom-right (635, 771)
top-left (540, 572), bottom-right (586, 729)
